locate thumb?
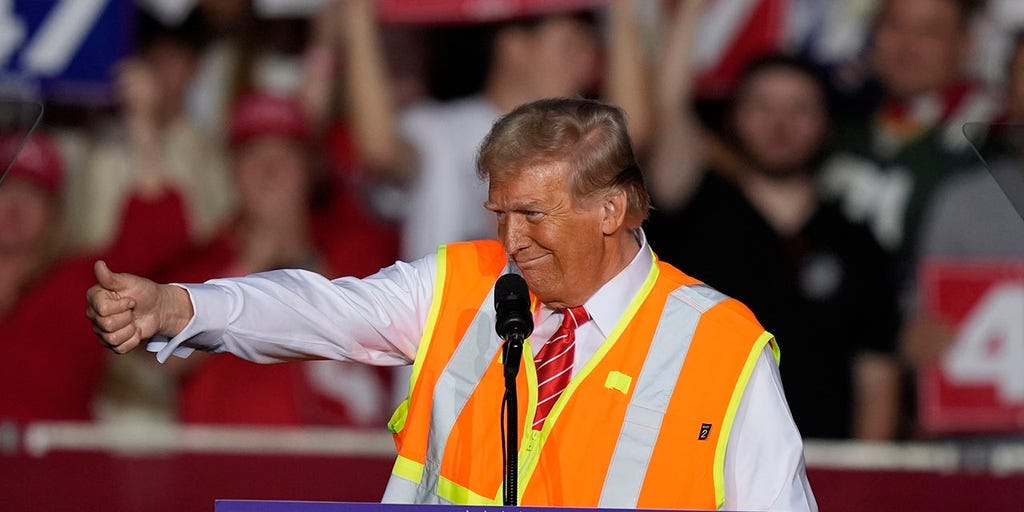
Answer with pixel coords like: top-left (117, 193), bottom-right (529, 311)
top-left (94, 260), bottom-right (127, 292)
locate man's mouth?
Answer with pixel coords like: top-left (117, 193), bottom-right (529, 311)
top-left (514, 253), bottom-right (549, 268)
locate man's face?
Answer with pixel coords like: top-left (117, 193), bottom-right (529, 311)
top-left (0, 178), bottom-right (55, 255)
top-left (733, 68), bottom-right (828, 177)
top-left (872, 0), bottom-right (966, 98)
top-left (485, 163), bottom-right (607, 309)
top-left (520, 17), bottom-right (598, 99)
top-left (234, 136), bottom-right (309, 222)
top-left (144, 40), bottom-right (198, 117)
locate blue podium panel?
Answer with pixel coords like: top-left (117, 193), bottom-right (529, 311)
top-left (215, 502), bottom-right (695, 512)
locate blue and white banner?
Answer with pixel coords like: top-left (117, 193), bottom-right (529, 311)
top-left (0, 0), bottom-right (133, 104)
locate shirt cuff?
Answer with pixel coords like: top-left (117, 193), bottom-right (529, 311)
top-left (145, 283), bottom-right (232, 363)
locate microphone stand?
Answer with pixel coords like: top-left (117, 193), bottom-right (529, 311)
top-left (494, 272), bottom-right (531, 506)
top-left (502, 333), bottom-right (525, 506)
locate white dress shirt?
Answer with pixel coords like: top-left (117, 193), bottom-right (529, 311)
top-left (150, 232), bottom-right (817, 511)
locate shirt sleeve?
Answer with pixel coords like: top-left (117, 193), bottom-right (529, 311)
top-left (146, 254), bottom-right (438, 366)
top-left (723, 345), bottom-right (818, 512)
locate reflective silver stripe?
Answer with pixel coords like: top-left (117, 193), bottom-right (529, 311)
top-left (382, 473), bottom-right (420, 503)
top-left (422, 298), bottom-right (500, 468)
top-left (383, 473), bottom-right (458, 505)
top-left (407, 263), bottom-right (515, 503)
top-left (598, 283), bottom-right (727, 507)
top-left (675, 283), bottom-right (729, 314)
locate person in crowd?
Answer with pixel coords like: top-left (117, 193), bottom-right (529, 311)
top-left (337, 0), bottom-right (650, 261)
top-left (644, 2), bottom-right (901, 440)
top-left (915, 29), bottom-right (1024, 261)
top-left (902, 29), bottom-right (1024, 368)
top-left (0, 131), bottom-right (188, 423)
top-left (66, 12), bottom-right (234, 253)
top-left (162, 92), bottom-right (395, 426)
top-left (332, 0), bottom-right (649, 406)
top-left (291, 0), bottom-right (407, 279)
top-left (819, 0), bottom-right (998, 269)
top-left (87, 98), bottom-right (816, 511)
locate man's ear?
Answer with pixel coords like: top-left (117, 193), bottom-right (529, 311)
top-left (600, 188), bottom-right (629, 236)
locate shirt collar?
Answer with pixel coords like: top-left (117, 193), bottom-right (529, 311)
top-left (537, 228), bottom-right (654, 338)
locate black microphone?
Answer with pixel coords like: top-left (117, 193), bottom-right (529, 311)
top-left (495, 273), bottom-right (533, 379)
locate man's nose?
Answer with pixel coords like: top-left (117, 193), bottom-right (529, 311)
top-left (501, 215), bottom-right (529, 254)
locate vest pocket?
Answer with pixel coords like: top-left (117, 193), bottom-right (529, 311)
top-left (388, 397), bottom-right (411, 434)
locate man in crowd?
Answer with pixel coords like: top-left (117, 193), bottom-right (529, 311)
top-left (334, 0), bottom-right (648, 405)
top-left (68, 11), bottom-right (233, 253)
top-left (645, 1), bottom-right (901, 440)
top-left (338, 0), bottom-right (649, 261)
top-left (903, 30), bottom-right (1024, 368)
top-left (646, 54), bottom-right (902, 440)
top-left (87, 98), bottom-right (815, 511)
top-left (820, 0), bottom-right (998, 268)
top-left (164, 92), bottom-right (395, 426)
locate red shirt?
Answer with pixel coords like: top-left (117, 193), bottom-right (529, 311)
top-left (170, 184), bottom-right (399, 427)
top-left (0, 191), bottom-right (189, 423)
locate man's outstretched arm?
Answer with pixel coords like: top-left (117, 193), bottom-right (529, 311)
top-left (86, 256), bottom-right (436, 365)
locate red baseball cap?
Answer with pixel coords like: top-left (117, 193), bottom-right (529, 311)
top-left (0, 131), bottom-right (64, 194)
top-left (228, 92), bottom-right (310, 148)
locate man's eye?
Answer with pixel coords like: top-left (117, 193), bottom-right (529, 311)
top-left (524, 211), bottom-right (542, 219)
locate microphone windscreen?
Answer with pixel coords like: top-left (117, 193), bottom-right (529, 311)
top-left (494, 273), bottom-right (533, 340)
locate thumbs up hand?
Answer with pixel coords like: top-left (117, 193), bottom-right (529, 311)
top-left (86, 261), bottom-right (193, 354)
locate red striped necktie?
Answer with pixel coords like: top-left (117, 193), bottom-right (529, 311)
top-left (532, 305), bottom-right (591, 430)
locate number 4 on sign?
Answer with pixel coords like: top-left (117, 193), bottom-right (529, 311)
top-left (943, 284), bottom-right (1024, 403)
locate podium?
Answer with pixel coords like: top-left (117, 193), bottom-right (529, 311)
top-left (215, 502), bottom-right (688, 512)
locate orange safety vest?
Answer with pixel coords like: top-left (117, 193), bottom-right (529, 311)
top-left (384, 240), bottom-right (779, 509)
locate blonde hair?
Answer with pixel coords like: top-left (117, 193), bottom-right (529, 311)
top-left (477, 97), bottom-right (650, 227)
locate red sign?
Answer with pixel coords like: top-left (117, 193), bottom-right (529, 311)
top-left (377, 0), bottom-right (605, 25)
top-left (919, 259), bottom-right (1024, 433)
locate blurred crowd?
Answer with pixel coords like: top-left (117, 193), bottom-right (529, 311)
top-left (1, 0), bottom-right (1023, 442)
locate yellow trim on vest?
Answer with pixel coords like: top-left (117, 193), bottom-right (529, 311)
top-left (768, 336), bottom-right (781, 365)
top-left (392, 454), bottom-right (425, 484)
top-left (498, 336), bottom-right (540, 502)
top-left (604, 371), bottom-right (632, 394)
top-left (438, 476), bottom-right (500, 505)
top-left (525, 337), bottom-right (539, 420)
top-left (387, 398), bottom-right (410, 434)
top-left (712, 330), bottom-right (777, 509)
top-left (517, 252), bottom-right (661, 502)
top-left (390, 246), bottom-right (449, 435)
top-left (392, 454), bottom-right (503, 505)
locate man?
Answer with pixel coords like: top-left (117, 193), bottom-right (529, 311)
top-left (646, 52), bottom-right (902, 440)
top-left (647, 3), bottom-right (901, 440)
top-left (820, 0), bottom-right (997, 267)
top-left (337, 0), bottom-right (648, 260)
top-left (87, 98), bottom-right (815, 511)
top-left (68, 12), bottom-right (233, 252)
top-left (335, 0), bottom-right (647, 407)
top-left (903, 30), bottom-right (1024, 368)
